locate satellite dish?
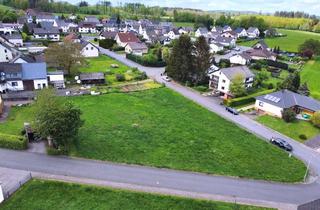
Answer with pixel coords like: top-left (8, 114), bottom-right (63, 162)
top-left (74, 76), bottom-right (79, 80)
top-left (76, 80), bottom-right (81, 84)
top-left (0, 72), bottom-right (5, 76)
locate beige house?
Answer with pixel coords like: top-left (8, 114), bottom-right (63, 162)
top-left (125, 42), bottom-right (148, 56)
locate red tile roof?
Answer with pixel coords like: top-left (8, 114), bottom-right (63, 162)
top-left (117, 32), bottom-right (139, 43)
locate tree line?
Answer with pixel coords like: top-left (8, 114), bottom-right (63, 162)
top-left (274, 11), bottom-right (318, 20)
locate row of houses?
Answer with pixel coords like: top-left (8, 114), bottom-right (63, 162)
top-left (0, 62), bottom-right (65, 93)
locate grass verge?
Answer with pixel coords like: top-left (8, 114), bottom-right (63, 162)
top-left (0, 179), bottom-right (273, 210)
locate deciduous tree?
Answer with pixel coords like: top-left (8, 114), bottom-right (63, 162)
top-left (34, 89), bottom-right (83, 152)
top-left (230, 74), bottom-right (247, 97)
top-left (45, 41), bottom-right (85, 75)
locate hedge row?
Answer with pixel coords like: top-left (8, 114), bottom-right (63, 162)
top-left (0, 133), bottom-right (28, 150)
top-left (225, 89), bottom-right (275, 107)
top-left (126, 54), bottom-right (166, 67)
top-left (266, 59), bottom-right (289, 70)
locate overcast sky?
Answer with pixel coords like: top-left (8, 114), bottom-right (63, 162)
top-left (66, 0), bottom-right (320, 15)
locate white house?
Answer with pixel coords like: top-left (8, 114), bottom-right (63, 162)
top-left (0, 42), bottom-right (14, 62)
top-left (229, 53), bottom-right (251, 65)
top-left (80, 41), bottom-right (99, 57)
top-left (210, 43), bottom-right (224, 53)
top-left (234, 28), bottom-right (248, 38)
top-left (212, 36), bottom-right (236, 48)
top-left (244, 49), bottom-right (277, 61)
top-left (208, 66), bottom-right (255, 98)
top-left (115, 32), bottom-right (140, 47)
top-left (255, 90), bottom-right (320, 118)
top-left (221, 31), bottom-right (237, 39)
top-left (22, 63), bottom-right (48, 90)
top-left (125, 42), bottom-right (148, 56)
top-left (47, 71), bottom-right (65, 88)
top-left (78, 22), bottom-right (97, 34)
top-left (166, 29), bottom-right (180, 40)
top-left (222, 25), bottom-right (232, 32)
top-left (3, 34), bottom-right (23, 47)
top-left (211, 26), bottom-right (223, 33)
top-left (247, 27), bottom-right (260, 38)
top-left (33, 28), bottom-right (60, 41)
top-left (195, 27), bottom-right (209, 37)
top-left (0, 62), bottom-right (48, 92)
top-left (0, 23), bottom-right (18, 35)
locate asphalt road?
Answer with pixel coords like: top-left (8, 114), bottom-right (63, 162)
top-left (0, 148), bottom-right (319, 207)
top-left (1, 47), bottom-right (320, 208)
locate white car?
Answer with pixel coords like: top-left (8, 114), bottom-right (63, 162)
top-left (162, 75), bottom-right (171, 82)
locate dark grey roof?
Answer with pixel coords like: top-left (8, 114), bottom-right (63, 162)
top-left (33, 27), bottom-right (59, 35)
top-left (22, 63), bottom-right (47, 80)
top-left (10, 54), bottom-right (36, 63)
top-left (0, 63), bottom-right (22, 74)
top-left (223, 25), bottom-right (231, 30)
top-left (4, 33), bottom-right (22, 40)
top-left (100, 31), bottom-right (117, 39)
top-left (80, 72), bottom-right (104, 81)
top-left (197, 27), bottom-right (208, 34)
top-left (48, 71), bottom-right (64, 75)
top-left (214, 36), bottom-right (234, 44)
top-left (247, 27), bottom-right (259, 33)
top-left (80, 40), bottom-right (98, 50)
top-left (234, 27), bottom-right (245, 33)
top-left (256, 89), bottom-right (320, 112)
top-left (220, 66), bottom-right (255, 80)
top-left (40, 21), bottom-right (54, 29)
top-left (126, 42), bottom-right (147, 50)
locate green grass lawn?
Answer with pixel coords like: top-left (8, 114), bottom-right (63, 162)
top-left (239, 29), bottom-right (320, 52)
top-left (79, 55), bottom-right (142, 84)
top-left (173, 22), bottom-right (194, 27)
top-left (0, 105), bottom-right (34, 136)
top-left (1, 179), bottom-right (272, 210)
top-left (256, 115), bottom-right (320, 142)
top-left (301, 58), bottom-right (320, 100)
top-left (0, 88), bottom-right (306, 182)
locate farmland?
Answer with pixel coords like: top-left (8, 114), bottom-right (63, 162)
top-left (0, 88), bottom-right (306, 182)
top-left (239, 29), bottom-right (320, 52)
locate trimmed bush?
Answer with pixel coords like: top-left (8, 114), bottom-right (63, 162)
top-left (299, 134), bottom-right (307, 140)
top-left (115, 74), bottom-right (125, 82)
top-left (282, 108), bottom-right (296, 123)
top-left (267, 60), bottom-right (289, 70)
top-left (99, 39), bottom-right (116, 49)
top-left (226, 89), bottom-right (275, 107)
top-left (0, 133), bottom-right (28, 150)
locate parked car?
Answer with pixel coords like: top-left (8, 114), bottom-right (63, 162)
top-left (270, 137), bottom-right (293, 152)
top-left (234, 47), bottom-right (240, 51)
top-left (162, 75), bottom-right (171, 82)
top-left (225, 107), bottom-right (239, 115)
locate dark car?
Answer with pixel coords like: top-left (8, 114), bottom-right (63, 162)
top-left (270, 137), bottom-right (293, 152)
top-left (225, 107), bottom-right (239, 115)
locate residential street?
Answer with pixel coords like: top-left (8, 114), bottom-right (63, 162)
top-left (0, 47), bottom-right (320, 209)
top-left (0, 148), bottom-right (319, 209)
